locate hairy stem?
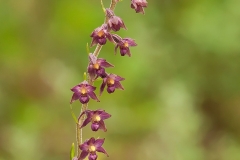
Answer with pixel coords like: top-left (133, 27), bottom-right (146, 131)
top-left (93, 44), bottom-right (103, 57)
top-left (76, 103), bottom-right (87, 157)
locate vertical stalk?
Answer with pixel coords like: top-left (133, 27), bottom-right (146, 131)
top-left (76, 103), bottom-right (87, 156)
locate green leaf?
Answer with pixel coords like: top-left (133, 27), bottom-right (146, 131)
top-left (86, 43), bottom-right (90, 54)
top-left (70, 105), bottom-right (78, 123)
top-left (70, 143), bottom-right (75, 160)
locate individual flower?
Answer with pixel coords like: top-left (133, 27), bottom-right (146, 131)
top-left (88, 53), bottom-right (114, 79)
top-left (90, 24), bottom-right (113, 47)
top-left (79, 137), bottom-right (108, 160)
top-left (70, 80), bottom-right (99, 104)
top-left (79, 109), bottom-right (111, 132)
top-left (105, 8), bottom-right (127, 32)
top-left (131, 0), bottom-right (148, 14)
top-left (100, 73), bottom-right (125, 95)
top-left (113, 34), bottom-right (137, 57)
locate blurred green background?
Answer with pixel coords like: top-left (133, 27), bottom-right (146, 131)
top-left (1, 0), bottom-right (240, 160)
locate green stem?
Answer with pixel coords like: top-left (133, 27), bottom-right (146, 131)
top-left (76, 103), bottom-right (87, 157)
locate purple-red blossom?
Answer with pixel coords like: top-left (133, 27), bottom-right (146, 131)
top-left (79, 109), bottom-right (111, 132)
top-left (106, 8), bottom-right (127, 32)
top-left (79, 137), bottom-right (108, 160)
top-left (70, 80), bottom-right (99, 104)
top-left (100, 73), bottom-right (125, 95)
top-left (113, 35), bottom-right (137, 57)
top-left (131, 0), bottom-right (148, 14)
top-left (88, 53), bottom-right (114, 79)
top-left (90, 24), bottom-right (113, 47)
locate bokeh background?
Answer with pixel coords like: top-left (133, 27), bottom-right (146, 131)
top-left (1, 0), bottom-right (240, 160)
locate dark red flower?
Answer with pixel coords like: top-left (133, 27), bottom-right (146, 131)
top-left (79, 109), bottom-right (111, 132)
top-left (70, 81), bottom-right (99, 104)
top-left (100, 73), bottom-right (125, 95)
top-left (131, 0), bottom-right (148, 14)
top-left (79, 137), bottom-right (108, 160)
top-left (106, 8), bottom-right (127, 32)
top-left (88, 53), bottom-right (114, 79)
top-left (113, 34), bottom-right (137, 57)
top-left (90, 24), bottom-right (113, 47)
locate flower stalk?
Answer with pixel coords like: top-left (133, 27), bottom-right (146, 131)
top-left (69, 0), bottom-right (148, 159)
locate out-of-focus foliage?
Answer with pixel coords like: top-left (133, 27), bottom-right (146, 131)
top-left (0, 0), bottom-right (240, 160)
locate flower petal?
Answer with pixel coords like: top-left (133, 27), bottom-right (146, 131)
top-left (79, 151), bottom-right (89, 160)
top-left (98, 120), bottom-right (107, 132)
top-left (114, 75), bottom-right (125, 81)
top-left (114, 81), bottom-right (124, 90)
top-left (100, 61), bottom-right (114, 68)
top-left (125, 38), bottom-right (137, 46)
top-left (70, 92), bottom-right (81, 104)
top-left (88, 91), bottom-right (100, 102)
top-left (89, 153), bottom-right (98, 160)
top-left (80, 117), bottom-right (91, 128)
top-left (71, 85), bottom-right (81, 92)
top-left (120, 47), bottom-right (130, 56)
top-left (88, 137), bottom-right (96, 144)
top-left (80, 142), bottom-right (89, 152)
top-left (98, 37), bottom-right (107, 45)
top-left (100, 79), bottom-right (107, 96)
top-left (114, 45), bottom-right (118, 55)
top-left (79, 96), bottom-right (89, 104)
top-left (100, 112), bottom-right (111, 120)
top-left (86, 85), bottom-right (96, 93)
top-left (90, 38), bottom-right (98, 47)
top-left (107, 86), bottom-right (115, 93)
top-left (96, 146), bottom-right (109, 157)
top-left (94, 138), bottom-right (104, 148)
top-left (91, 122), bottom-right (100, 131)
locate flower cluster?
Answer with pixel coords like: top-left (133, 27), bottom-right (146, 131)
top-left (70, 1), bottom-right (147, 160)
